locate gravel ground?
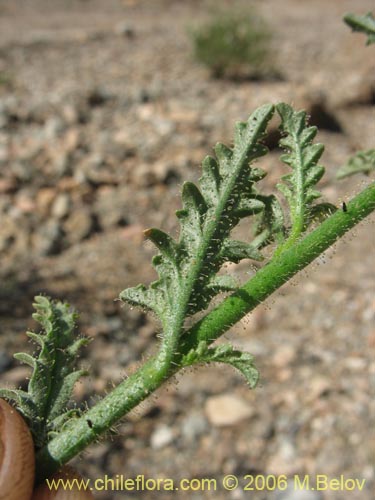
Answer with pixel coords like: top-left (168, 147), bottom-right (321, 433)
top-left (0, 1), bottom-right (374, 499)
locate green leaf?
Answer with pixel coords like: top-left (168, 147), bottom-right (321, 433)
top-left (304, 165), bottom-right (325, 187)
top-left (252, 194), bottom-right (286, 248)
top-left (200, 156), bottom-right (221, 205)
top-left (344, 12), bottom-right (375, 45)
top-left (48, 409), bottom-right (81, 432)
top-left (182, 341), bottom-right (259, 388)
top-left (234, 198), bottom-right (265, 217)
top-left (207, 275), bottom-right (239, 293)
top-left (220, 239), bottom-right (264, 262)
top-left (144, 228), bottom-right (179, 264)
top-left (0, 388), bottom-right (38, 421)
top-left (47, 369), bottom-right (88, 422)
top-left (275, 103), bottom-right (327, 252)
top-left (249, 167), bottom-right (267, 182)
top-left (214, 143), bottom-right (233, 179)
top-left (336, 149), bottom-right (375, 179)
top-left (120, 284), bottom-right (162, 315)
top-left (13, 352), bottom-right (36, 368)
top-left (305, 202), bottom-right (337, 229)
top-left (120, 104), bottom-right (276, 333)
top-left (0, 296), bottom-right (89, 449)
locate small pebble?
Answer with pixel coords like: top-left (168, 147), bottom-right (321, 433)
top-left (181, 412), bottom-right (208, 442)
top-left (205, 394), bottom-right (254, 427)
top-left (150, 425), bottom-right (174, 450)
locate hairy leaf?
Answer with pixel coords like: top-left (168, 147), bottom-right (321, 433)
top-left (121, 104), bottom-right (276, 337)
top-left (182, 341), bottom-right (259, 388)
top-left (0, 296), bottom-right (89, 448)
top-left (336, 149), bottom-right (375, 179)
top-left (275, 103), bottom-right (336, 250)
top-left (305, 202), bottom-right (337, 227)
top-left (344, 12), bottom-right (375, 45)
top-left (252, 193), bottom-right (286, 248)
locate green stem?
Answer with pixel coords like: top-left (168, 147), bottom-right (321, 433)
top-left (183, 182), bottom-right (375, 350)
top-left (36, 352), bottom-right (171, 481)
top-left (35, 182), bottom-right (375, 481)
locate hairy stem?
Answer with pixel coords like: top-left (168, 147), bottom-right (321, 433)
top-left (36, 353), bottom-right (170, 481)
top-left (36, 181), bottom-right (375, 481)
top-left (183, 182), bottom-right (375, 349)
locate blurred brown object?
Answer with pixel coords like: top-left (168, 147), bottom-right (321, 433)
top-left (0, 399), bottom-right (35, 500)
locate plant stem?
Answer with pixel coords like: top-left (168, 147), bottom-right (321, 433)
top-left (36, 353), bottom-right (170, 481)
top-left (183, 182), bottom-right (375, 350)
top-left (36, 181), bottom-right (375, 481)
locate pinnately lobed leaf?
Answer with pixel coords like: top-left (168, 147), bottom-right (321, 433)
top-left (0, 296), bottom-right (89, 448)
top-left (181, 341), bottom-right (259, 388)
top-left (120, 103), bottom-right (283, 385)
top-left (274, 103), bottom-right (336, 254)
top-left (336, 149), bottom-right (375, 179)
top-left (121, 105), bottom-right (278, 324)
top-left (344, 12), bottom-right (375, 45)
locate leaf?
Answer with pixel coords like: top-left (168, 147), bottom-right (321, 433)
top-left (305, 202), bottom-right (337, 228)
top-left (48, 369), bottom-right (88, 423)
top-left (144, 228), bottom-right (179, 264)
top-left (0, 388), bottom-right (38, 422)
top-left (233, 198), bottom-right (265, 217)
top-left (275, 103), bottom-right (327, 250)
top-left (48, 409), bottom-right (81, 435)
top-left (220, 239), bottom-right (264, 262)
top-left (252, 194), bottom-right (286, 248)
top-left (120, 104), bottom-right (276, 334)
top-left (121, 284), bottom-right (162, 315)
top-left (344, 12), bottom-right (375, 45)
top-left (207, 275), bottom-right (239, 293)
top-left (13, 352), bottom-right (36, 368)
top-left (200, 155), bottom-right (221, 205)
top-left (0, 296), bottom-right (89, 449)
top-left (304, 165), bottom-right (325, 187)
top-left (336, 149), bottom-right (375, 179)
top-left (182, 341), bottom-right (259, 388)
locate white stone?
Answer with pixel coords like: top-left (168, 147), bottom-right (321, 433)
top-left (150, 425), bottom-right (174, 450)
top-left (205, 394), bottom-right (254, 427)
